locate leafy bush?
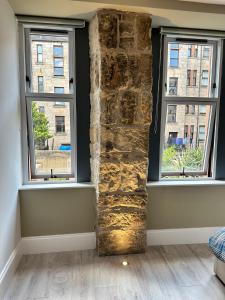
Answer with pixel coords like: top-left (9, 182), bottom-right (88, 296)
top-left (162, 145), bottom-right (204, 172)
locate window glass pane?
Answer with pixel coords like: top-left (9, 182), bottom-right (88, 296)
top-left (38, 76), bottom-right (44, 93)
top-left (31, 100), bottom-right (72, 176)
top-left (169, 77), bottom-right (178, 95)
top-left (54, 67), bottom-right (64, 76)
top-left (54, 45), bottom-right (63, 57)
top-left (54, 58), bottom-right (64, 68)
top-left (161, 104), bottom-right (212, 176)
top-left (166, 42), bottom-right (213, 97)
top-left (30, 32), bottom-right (69, 93)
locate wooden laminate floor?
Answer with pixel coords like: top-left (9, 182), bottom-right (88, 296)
top-left (3, 244), bottom-right (225, 300)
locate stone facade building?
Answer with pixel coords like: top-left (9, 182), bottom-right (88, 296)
top-left (31, 33), bottom-right (70, 150)
top-left (165, 43), bottom-right (212, 149)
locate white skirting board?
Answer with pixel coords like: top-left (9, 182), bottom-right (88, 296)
top-left (0, 226), bottom-right (222, 297)
top-left (0, 242), bottom-right (22, 299)
top-left (147, 227), bottom-right (221, 246)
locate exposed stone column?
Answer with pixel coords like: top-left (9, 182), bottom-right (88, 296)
top-left (89, 9), bottom-right (152, 256)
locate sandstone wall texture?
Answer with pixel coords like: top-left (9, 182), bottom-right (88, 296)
top-left (89, 9), bottom-right (152, 256)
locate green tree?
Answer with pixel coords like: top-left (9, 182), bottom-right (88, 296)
top-left (32, 102), bottom-right (52, 150)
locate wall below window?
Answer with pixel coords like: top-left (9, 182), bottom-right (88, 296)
top-left (20, 185), bottom-right (225, 237)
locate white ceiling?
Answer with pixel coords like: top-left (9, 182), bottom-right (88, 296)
top-left (8, 0), bottom-right (225, 30)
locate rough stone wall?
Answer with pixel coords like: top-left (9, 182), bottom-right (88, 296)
top-left (89, 9), bottom-right (152, 256)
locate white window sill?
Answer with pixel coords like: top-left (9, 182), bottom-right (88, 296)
top-left (147, 180), bottom-right (225, 187)
top-left (19, 180), bottom-right (225, 191)
top-left (19, 182), bottom-right (95, 191)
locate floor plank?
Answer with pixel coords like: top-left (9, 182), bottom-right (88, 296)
top-left (3, 244), bottom-right (225, 300)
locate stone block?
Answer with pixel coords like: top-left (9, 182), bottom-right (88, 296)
top-left (99, 13), bottom-right (118, 49)
top-left (97, 228), bottom-right (146, 256)
top-left (101, 53), bottom-right (129, 90)
top-left (119, 37), bottom-right (135, 49)
top-left (120, 160), bottom-right (148, 192)
top-left (119, 91), bottom-right (137, 124)
top-left (98, 208), bottom-right (146, 231)
top-left (98, 162), bottom-right (121, 193)
top-left (136, 15), bottom-right (151, 50)
top-left (119, 22), bottom-right (134, 37)
top-left (100, 93), bottom-right (118, 125)
top-left (98, 193), bottom-right (147, 209)
top-left (98, 160), bottom-right (148, 193)
top-left (100, 126), bottom-right (149, 154)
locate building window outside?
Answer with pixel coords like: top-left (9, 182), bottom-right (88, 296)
top-left (169, 77), bottom-right (178, 95)
top-left (187, 70), bottom-right (197, 86)
top-left (161, 37), bottom-right (218, 179)
top-left (167, 105), bottom-right (177, 123)
top-left (55, 116), bottom-right (65, 133)
top-left (53, 45), bottom-right (64, 76)
top-left (188, 45), bottom-right (198, 58)
top-left (169, 43), bottom-right (179, 67)
top-left (199, 125), bottom-right (205, 141)
top-left (202, 70), bottom-right (209, 86)
top-left (37, 44), bottom-right (43, 63)
top-left (38, 106), bottom-right (45, 113)
top-left (184, 125), bottom-right (188, 138)
top-left (54, 87), bottom-right (65, 106)
top-left (199, 105), bottom-right (206, 114)
top-left (38, 76), bottom-right (44, 93)
top-left (185, 105), bottom-right (195, 114)
top-left (21, 27), bottom-right (75, 182)
top-left (203, 46), bottom-right (209, 58)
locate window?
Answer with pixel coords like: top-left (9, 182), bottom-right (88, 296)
top-left (186, 105), bottom-right (195, 114)
top-left (202, 70), bottom-right (209, 86)
top-left (20, 26), bottom-right (76, 182)
top-left (187, 70), bottom-right (197, 86)
top-left (53, 45), bottom-right (64, 76)
top-left (199, 125), bottom-right (205, 141)
top-left (203, 46), bottom-right (209, 58)
top-left (188, 45), bottom-right (198, 58)
top-left (161, 36), bottom-right (219, 179)
top-left (38, 106), bottom-right (45, 113)
top-left (169, 43), bottom-right (179, 67)
top-left (169, 77), bottom-right (178, 95)
top-left (199, 105), bottom-right (206, 114)
top-left (55, 116), bottom-right (65, 133)
top-left (38, 76), bottom-right (44, 93)
top-left (54, 87), bottom-right (64, 94)
top-left (54, 87), bottom-right (65, 107)
top-left (167, 105), bottom-right (176, 123)
top-left (54, 87), bottom-right (65, 106)
top-left (37, 44), bottom-right (43, 63)
top-left (184, 125), bottom-right (188, 138)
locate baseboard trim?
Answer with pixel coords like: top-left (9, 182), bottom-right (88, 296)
top-left (0, 242), bottom-right (22, 299)
top-left (21, 232), bottom-right (96, 254)
top-left (20, 227), bottom-right (221, 255)
top-left (147, 227), bottom-right (221, 246)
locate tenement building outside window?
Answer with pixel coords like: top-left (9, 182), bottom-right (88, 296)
top-left (161, 34), bottom-right (220, 179)
top-left (19, 22), bottom-right (76, 183)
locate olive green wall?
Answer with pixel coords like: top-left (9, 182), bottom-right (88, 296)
top-left (19, 185), bottom-right (225, 237)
